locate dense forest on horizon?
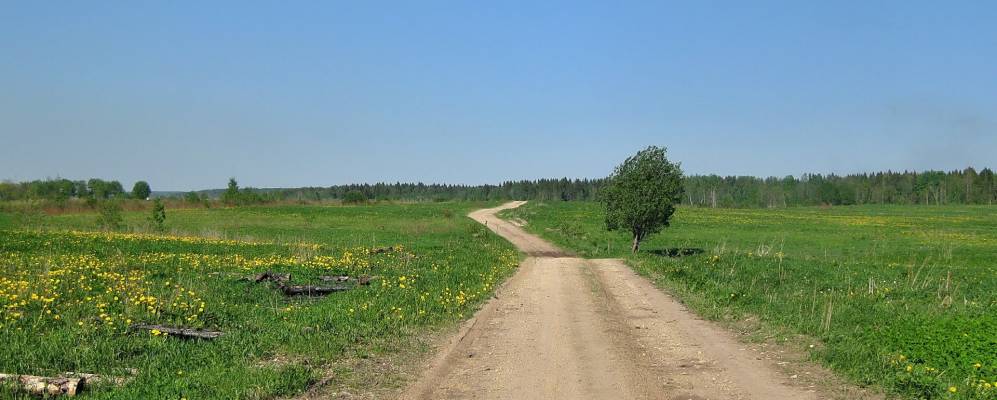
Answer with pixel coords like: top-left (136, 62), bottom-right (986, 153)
top-left (2, 167), bottom-right (995, 208)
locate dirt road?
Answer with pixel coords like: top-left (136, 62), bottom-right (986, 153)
top-left (401, 202), bottom-right (823, 400)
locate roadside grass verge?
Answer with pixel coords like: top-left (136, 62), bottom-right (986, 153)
top-left (501, 202), bottom-right (996, 399)
top-left (0, 202), bottom-right (517, 398)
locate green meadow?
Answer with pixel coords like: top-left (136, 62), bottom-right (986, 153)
top-left (0, 203), bottom-right (517, 398)
top-left (501, 202), bottom-right (997, 399)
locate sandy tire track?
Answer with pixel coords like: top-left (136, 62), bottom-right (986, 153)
top-left (401, 202), bottom-right (836, 399)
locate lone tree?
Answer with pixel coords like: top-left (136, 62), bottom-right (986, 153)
top-left (150, 198), bottom-right (166, 231)
top-left (601, 146), bottom-right (684, 253)
top-left (132, 181), bottom-right (151, 200)
top-left (96, 200), bottom-right (123, 231)
top-left (222, 178), bottom-right (240, 205)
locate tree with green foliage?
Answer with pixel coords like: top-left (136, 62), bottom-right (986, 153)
top-left (184, 191), bottom-right (202, 204)
top-left (222, 178), bottom-right (240, 205)
top-left (149, 198), bottom-right (166, 231)
top-left (96, 200), bottom-right (123, 230)
top-left (238, 188), bottom-right (264, 205)
top-left (132, 181), bottom-right (151, 200)
top-left (343, 190), bottom-right (367, 205)
top-left (601, 146), bottom-right (684, 253)
top-left (86, 178), bottom-right (125, 199)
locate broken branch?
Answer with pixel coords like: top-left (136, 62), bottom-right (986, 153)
top-left (317, 275), bottom-right (351, 282)
top-left (130, 324), bottom-right (224, 340)
top-left (252, 271), bottom-right (291, 283)
top-left (279, 284), bottom-right (352, 296)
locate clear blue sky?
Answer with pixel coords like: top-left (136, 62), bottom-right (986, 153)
top-left (2, 1), bottom-right (995, 191)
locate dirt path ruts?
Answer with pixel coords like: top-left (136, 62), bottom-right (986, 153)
top-left (400, 202), bottom-right (825, 399)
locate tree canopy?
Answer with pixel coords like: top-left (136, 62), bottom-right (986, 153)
top-left (131, 181), bottom-right (151, 200)
top-left (600, 146), bottom-right (684, 253)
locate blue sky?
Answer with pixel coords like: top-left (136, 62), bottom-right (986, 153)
top-left (1, 1), bottom-right (995, 191)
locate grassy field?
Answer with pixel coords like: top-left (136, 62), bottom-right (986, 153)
top-left (502, 202), bottom-right (996, 399)
top-left (0, 202), bottom-right (518, 398)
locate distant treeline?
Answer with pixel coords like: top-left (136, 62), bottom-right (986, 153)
top-left (682, 168), bottom-right (996, 207)
top-left (0, 178), bottom-right (134, 202)
top-left (234, 168), bottom-right (997, 207)
top-left (261, 180), bottom-right (601, 203)
top-left (3, 167), bottom-right (995, 207)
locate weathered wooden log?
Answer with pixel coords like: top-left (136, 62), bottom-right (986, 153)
top-left (0, 373), bottom-right (80, 396)
top-left (61, 372), bottom-right (133, 387)
top-left (317, 275), bottom-right (376, 285)
top-left (279, 284), bottom-right (352, 296)
top-left (130, 324), bottom-right (224, 340)
top-left (317, 275), bottom-right (351, 282)
top-left (253, 271), bottom-right (291, 283)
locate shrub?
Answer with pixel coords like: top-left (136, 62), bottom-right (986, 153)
top-left (184, 191), bottom-right (202, 204)
top-left (96, 201), bottom-right (123, 230)
top-left (149, 199), bottom-right (166, 231)
top-left (221, 178), bottom-right (240, 205)
top-left (343, 190), bottom-right (367, 205)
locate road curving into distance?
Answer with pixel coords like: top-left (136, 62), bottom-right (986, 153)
top-left (402, 201), bottom-right (835, 400)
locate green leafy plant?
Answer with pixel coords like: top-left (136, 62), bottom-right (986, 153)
top-left (149, 198), bottom-right (166, 231)
top-left (343, 190), bottom-right (367, 205)
top-left (601, 146), bottom-right (684, 253)
top-left (184, 191), bottom-right (202, 204)
top-left (132, 180), bottom-right (151, 200)
top-left (221, 178), bottom-right (240, 205)
top-left (96, 200), bottom-right (123, 230)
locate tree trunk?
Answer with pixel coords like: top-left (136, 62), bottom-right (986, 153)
top-left (966, 179), bottom-right (971, 203)
top-left (631, 234), bottom-right (640, 254)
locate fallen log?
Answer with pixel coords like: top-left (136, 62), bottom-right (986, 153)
top-left (317, 275), bottom-right (377, 285)
top-left (279, 284), bottom-right (352, 296)
top-left (61, 372), bottom-right (133, 387)
top-left (130, 324), bottom-right (224, 340)
top-left (0, 373), bottom-right (80, 396)
top-left (252, 271), bottom-right (291, 283)
top-left (317, 275), bottom-right (351, 282)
